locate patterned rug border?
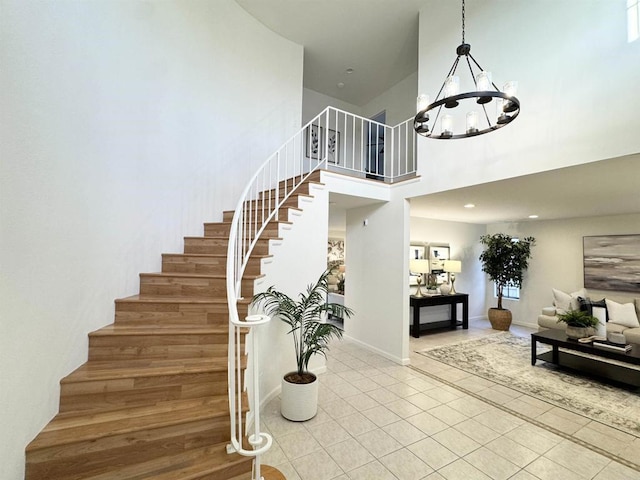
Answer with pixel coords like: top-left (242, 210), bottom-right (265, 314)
top-left (411, 332), bottom-right (640, 473)
top-left (408, 362), bottom-right (640, 473)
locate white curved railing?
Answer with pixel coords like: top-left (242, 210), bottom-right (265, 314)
top-left (225, 107), bottom-right (417, 479)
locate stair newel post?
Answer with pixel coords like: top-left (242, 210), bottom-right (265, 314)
top-left (245, 314), bottom-right (267, 480)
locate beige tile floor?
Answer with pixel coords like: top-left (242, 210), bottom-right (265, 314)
top-left (260, 319), bottom-right (640, 480)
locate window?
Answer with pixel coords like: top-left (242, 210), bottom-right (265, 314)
top-left (495, 235), bottom-right (520, 300)
top-left (495, 283), bottom-right (520, 301)
top-left (629, 0), bottom-right (640, 42)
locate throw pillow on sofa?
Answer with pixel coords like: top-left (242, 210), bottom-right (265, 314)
top-left (578, 296), bottom-right (608, 320)
top-left (605, 299), bottom-right (640, 328)
top-left (552, 288), bottom-right (587, 315)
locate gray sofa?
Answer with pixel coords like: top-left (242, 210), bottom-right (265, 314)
top-left (537, 289), bottom-right (640, 345)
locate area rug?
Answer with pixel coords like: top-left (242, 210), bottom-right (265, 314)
top-left (417, 332), bottom-right (640, 437)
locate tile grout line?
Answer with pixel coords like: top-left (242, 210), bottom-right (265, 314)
top-left (407, 363), bottom-right (640, 474)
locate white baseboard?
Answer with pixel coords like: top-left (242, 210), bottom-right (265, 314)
top-left (342, 334), bottom-right (410, 365)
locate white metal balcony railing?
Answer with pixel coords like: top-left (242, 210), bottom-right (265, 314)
top-left (225, 107), bottom-right (416, 479)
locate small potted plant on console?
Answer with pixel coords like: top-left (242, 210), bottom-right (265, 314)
top-left (556, 309), bottom-right (600, 339)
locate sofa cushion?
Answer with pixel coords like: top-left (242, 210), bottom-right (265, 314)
top-left (553, 288), bottom-right (587, 314)
top-left (606, 299), bottom-right (640, 328)
top-left (607, 322), bottom-right (627, 334)
top-left (623, 327), bottom-right (640, 345)
top-left (538, 314), bottom-right (565, 331)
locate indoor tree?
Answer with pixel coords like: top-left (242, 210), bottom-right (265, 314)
top-left (479, 233), bottom-right (536, 329)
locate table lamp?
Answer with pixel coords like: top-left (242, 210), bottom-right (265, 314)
top-left (443, 260), bottom-right (462, 294)
top-left (410, 259), bottom-right (431, 297)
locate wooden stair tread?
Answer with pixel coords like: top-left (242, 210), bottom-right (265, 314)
top-left (140, 272), bottom-right (264, 280)
top-left (222, 205), bottom-right (302, 215)
top-left (184, 235), bottom-right (283, 241)
top-left (61, 356), bottom-right (238, 382)
top-left (116, 294), bottom-right (250, 305)
top-left (162, 253), bottom-right (273, 260)
top-left (90, 325), bottom-right (228, 336)
top-left (80, 443), bottom-right (251, 480)
top-left (27, 397), bottom-right (233, 451)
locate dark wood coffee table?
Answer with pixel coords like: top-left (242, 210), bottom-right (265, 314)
top-left (531, 329), bottom-right (640, 387)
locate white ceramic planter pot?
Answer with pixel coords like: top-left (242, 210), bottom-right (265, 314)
top-left (280, 372), bottom-right (318, 421)
top-left (566, 325), bottom-right (594, 339)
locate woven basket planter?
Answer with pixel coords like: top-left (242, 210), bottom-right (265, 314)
top-left (488, 308), bottom-right (512, 331)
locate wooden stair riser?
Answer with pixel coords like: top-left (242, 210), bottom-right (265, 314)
top-left (77, 444), bottom-right (253, 480)
top-left (162, 254), bottom-right (265, 276)
top-left (261, 173), bottom-right (322, 199)
top-left (184, 237), bottom-right (272, 256)
top-left (223, 192), bottom-right (310, 222)
top-left (244, 195), bottom-right (309, 214)
top-left (59, 373), bottom-right (230, 412)
top-left (203, 221), bottom-right (285, 238)
top-left (222, 206), bottom-right (300, 223)
top-left (88, 333), bottom-right (235, 361)
top-left (115, 300), bottom-right (249, 326)
top-left (259, 183), bottom-right (312, 202)
top-left (139, 274), bottom-right (256, 298)
top-left (26, 416), bottom-right (236, 480)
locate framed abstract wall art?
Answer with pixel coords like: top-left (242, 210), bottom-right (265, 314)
top-left (583, 234), bottom-right (640, 292)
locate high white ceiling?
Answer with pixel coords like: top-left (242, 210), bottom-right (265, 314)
top-left (236, 0), bottom-right (427, 106)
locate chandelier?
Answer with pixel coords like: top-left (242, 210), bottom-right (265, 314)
top-left (414, 0), bottom-right (520, 139)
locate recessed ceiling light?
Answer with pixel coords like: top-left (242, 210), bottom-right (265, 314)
top-left (337, 82), bottom-right (345, 88)
top-left (464, 203), bottom-right (475, 208)
top-left (528, 215), bottom-right (539, 219)
top-left (346, 68), bottom-right (354, 74)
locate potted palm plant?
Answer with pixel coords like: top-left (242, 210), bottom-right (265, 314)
top-left (251, 270), bottom-right (353, 421)
top-left (557, 309), bottom-right (600, 339)
top-left (479, 233), bottom-right (536, 330)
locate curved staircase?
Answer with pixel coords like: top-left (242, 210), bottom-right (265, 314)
top-left (25, 173), bottom-right (321, 479)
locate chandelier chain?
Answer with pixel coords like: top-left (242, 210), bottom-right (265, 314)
top-left (461, 0), bottom-right (466, 44)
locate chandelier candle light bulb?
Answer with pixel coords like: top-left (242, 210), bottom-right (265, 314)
top-left (466, 111), bottom-right (479, 134)
top-left (417, 94), bottom-right (430, 115)
top-left (502, 81), bottom-right (519, 113)
top-left (444, 76), bottom-right (460, 108)
top-left (476, 71), bottom-right (492, 91)
top-left (441, 115), bottom-right (454, 138)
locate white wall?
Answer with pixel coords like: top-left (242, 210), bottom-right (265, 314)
top-left (416, 0), bottom-right (640, 194)
top-left (345, 192), bottom-right (410, 364)
top-left (487, 214), bottom-right (640, 329)
top-left (251, 185), bottom-right (329, 404)
top-left (0, 2), bottom-right (302, 478)
top-left (410, 217), bottom-right (487, 322)
top-left (361, 72), bottom-right (418, 127)
top-left (302, 88), bottom-right (362, 124)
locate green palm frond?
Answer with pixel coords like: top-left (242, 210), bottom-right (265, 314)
top-left (251, 269), bottom-right (354, 376)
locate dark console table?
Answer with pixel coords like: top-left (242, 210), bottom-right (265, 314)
top-left (410, 293), bottom-right (469, 338)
